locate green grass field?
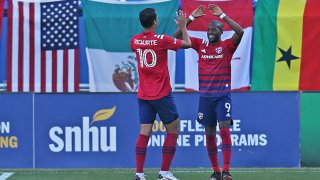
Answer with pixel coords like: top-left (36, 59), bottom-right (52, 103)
top-left (1, 168), bottom-right (320, 180)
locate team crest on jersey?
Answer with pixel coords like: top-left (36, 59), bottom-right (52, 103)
top-left (198, 112), bottom-right (204, 120)
top-left (112, 55), bottom-right (139, 92)
top-left (215, 47), bottom-right (222, 54)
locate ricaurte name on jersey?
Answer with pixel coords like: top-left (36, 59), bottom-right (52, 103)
top-left (134, 39), bottom-right (158, 46)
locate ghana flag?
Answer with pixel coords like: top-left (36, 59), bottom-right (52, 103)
top-left (251, 0), bottom-right (320, 91)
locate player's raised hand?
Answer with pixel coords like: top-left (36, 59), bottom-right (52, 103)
top-left (208, 4), bottom-right (223, 16)
top-left (174, 10), bottom-right (187, 29)
top-left (191, 5), bottom-right (206, 18)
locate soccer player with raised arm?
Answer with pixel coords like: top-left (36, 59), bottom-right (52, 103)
top-left (130, 8), bottom-right (191, 180)
top-left (175, 4), bottom-right (243, 180)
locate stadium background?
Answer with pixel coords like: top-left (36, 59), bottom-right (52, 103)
top-left (0, 0), bottom-right (320, 176)
top-left (0, 0), bottom-right (260, 90)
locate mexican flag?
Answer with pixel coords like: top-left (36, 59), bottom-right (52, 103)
top-left (181, 0), bottom-right (253, 91)
top-left (251, 0), bottom-right (320, 91)
top-left (83, 0), bottom-right (178, 92)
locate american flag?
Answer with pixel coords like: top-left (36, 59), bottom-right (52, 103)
top-left (7, 0), bottom-right (80, 92)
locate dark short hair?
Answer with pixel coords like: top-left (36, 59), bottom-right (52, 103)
top-left (139, 8), bottom-right (157, 28)
top-left (209, 20), bottom-right (224, 33)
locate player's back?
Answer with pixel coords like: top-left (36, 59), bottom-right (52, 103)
top-left (130, 31), bottom-right (181, 100)
top-left (132, 32), bottom-right (169, 72)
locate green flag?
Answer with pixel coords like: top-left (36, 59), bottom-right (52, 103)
top-left (251, 0), bottom-right (320, 91)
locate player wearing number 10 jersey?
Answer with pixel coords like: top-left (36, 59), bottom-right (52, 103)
top-left (131, 31), bottom-right (180, 100)
top-left (130, 8), bottom-right (191, 180)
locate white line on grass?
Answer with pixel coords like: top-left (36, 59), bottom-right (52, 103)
top-left (0, 172), bottom-right (14, 180)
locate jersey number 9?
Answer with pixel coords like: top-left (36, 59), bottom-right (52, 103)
top-left (225, 102), bottom-right (231, 112)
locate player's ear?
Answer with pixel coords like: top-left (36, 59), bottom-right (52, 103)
top-left (154, 18), bottom-right (158, 26)
top-left (219, 27), bottom-right (223, 35)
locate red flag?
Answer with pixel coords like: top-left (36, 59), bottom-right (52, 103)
top-left (7, 0), bottom-right (79, 92)
top-left (182, 0), bottom-right (253, 31)
top-left (181, 0), bottom-right (253, 91)
top-left (0, 0), bottom-right (4, 37)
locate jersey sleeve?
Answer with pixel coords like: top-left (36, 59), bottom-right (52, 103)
top-left (190, 37), bottom-right (201, 51)
top-left (130, 37), bottom-right (135, 51)
top-left (162, 35), bottom-right (182, 51)
top-left (225, 38), bottom-right (237, 53)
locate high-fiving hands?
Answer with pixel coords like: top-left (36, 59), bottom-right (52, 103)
top-left (208, 4), bottom-right (223, 17)
top-left (174, 10), bottom-right (188, 29)
top-left (190, 5), bottom-right (206, 18)
top-left (189, 4), bottom-right (224, 20)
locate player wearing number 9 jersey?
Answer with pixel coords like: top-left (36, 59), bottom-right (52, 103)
top-left (175, 4), bottom-right (243, 180)
top-left (130, 8), bottom-right (191, 180)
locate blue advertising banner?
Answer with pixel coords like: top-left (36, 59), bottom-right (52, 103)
top-left (34, 92), bottom-right (300, 168)
top-left (147, 92), bottom-right (300, 168)
top-left (231, 92), bottom-right (300, 167)
top-left (34, 94), bottom-right (139, 168)
top-left (0, 94), bottom-right (33, 168)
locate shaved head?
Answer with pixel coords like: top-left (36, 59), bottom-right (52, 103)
top-left (209, 20), bottom-right (224, 33)
top-left (207, 20), bottom-right (224, 44)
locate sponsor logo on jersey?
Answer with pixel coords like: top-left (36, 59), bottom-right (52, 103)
top-left (216, 47), bottom-right (222, 54)
top-left (201, 54), bottom-right (223, 59)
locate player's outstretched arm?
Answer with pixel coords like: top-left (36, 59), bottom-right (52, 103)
top-left (174, 5), bottom-right (206, 39)
top-left (209, 4), bottom-right (243, 46)
top-left (174, 10), bottom-right (191, 48)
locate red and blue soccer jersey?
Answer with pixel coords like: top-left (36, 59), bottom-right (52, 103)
top-left (191, 37), bottom-right (237, 97)
top-left (130, 31), bottom-right (182, 100)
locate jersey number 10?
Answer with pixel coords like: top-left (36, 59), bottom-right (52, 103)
top-left (137, 49), bottom-right (157, 68)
